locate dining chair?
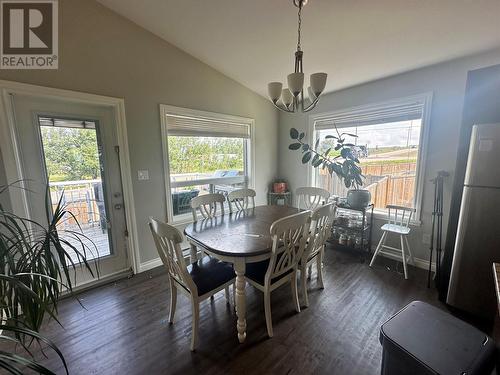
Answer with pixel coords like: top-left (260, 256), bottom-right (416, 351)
top-left (149, 217), bottom-right (235, 351)
top-left (299, 202), bottom-right (336, 307)
top-left (227, 188), bottom-right (256, 213)
top-left (369, 205), bottom-right (416, 279)
top-left (190, 193), bottom-right (225, 222)
top-left (245, 210), bottom-right (311, 337)
top-left (296, 186), bottom-right (330, 211)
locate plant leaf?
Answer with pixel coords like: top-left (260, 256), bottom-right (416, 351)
top-left (325, 135), bottom-right (338, 139)
top-left (327, 163), bottom-right (334, 175)
top-left (290, 128), bottom-right (299, 139)
top-left (288, 143), bottom-right (301, 150)
top-left (302, 144), bottom-right (310, 152)
top-left (302, 151), bottom-right (312, 164)
top-left (299, 132), bottom-right (305, 140)
top-left (314, 138), bottom-right (320, 150)
top-left (341, 132), bottom-right (358, 138)
top-left (340, 148), bottom-right (350, 159)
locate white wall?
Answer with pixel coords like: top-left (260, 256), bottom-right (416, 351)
top-left (278, 47), bottom-right (500, 265)
top-left (0, 0), bottom-right (278, 268)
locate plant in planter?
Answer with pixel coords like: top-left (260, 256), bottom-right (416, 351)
top-left (0, 184), bottom-right (98, 374)
top-left (288, 126), bottom-right (371, 208)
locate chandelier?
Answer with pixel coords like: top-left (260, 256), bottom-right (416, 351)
top-left (267, 0), bottom-right (327, 113)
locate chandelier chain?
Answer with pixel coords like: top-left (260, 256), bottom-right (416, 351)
top-left (297, 1), bottom-right (302, 51)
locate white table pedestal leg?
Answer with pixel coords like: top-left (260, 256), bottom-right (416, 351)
top-left (234, 259), bottom-right (247, 343)
top-left (190, 243), bottom-right (197, 264)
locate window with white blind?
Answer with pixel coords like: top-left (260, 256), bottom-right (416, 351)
top-left (310, 94), bottom-right (432, 220)
top-left (160, 105), bottom-right (254, 223)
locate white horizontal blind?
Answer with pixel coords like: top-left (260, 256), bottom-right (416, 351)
top-left (314, 100), bottom-right (423, 130)
top-left (38, 117), bottom-right (96, 129)
top-left (167, 114), bottom-right (250, 138)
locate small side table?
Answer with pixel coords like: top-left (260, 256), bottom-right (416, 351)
top-left (268, 191), bottom-right (292, 206)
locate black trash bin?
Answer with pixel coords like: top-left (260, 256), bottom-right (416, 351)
top-left (379, 301), bottom-right (496, 375)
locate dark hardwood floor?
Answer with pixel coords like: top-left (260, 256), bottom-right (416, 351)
top-left (33, 247), bottom-right (439, 374)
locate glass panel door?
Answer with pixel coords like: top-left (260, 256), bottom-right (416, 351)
top-left (11, 94), bottom-right (130, 285)
top-left (39, 117), bottom-right (112, 263)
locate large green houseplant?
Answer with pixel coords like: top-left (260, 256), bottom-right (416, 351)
top-left (289, 126), bottom-right (371, 208)
top-left (1, 184), bottom-right (98, 374)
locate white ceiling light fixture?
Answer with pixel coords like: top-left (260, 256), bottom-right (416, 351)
top-left (267, 0), bottom-right (327, 113)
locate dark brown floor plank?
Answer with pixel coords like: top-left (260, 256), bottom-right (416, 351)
top-left (14, 247), bottom-right (439, 374)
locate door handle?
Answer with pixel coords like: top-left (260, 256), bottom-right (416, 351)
top-left (114, 203), bottom-right (123, 210)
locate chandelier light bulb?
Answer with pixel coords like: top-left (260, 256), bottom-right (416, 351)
top-left (281, 88), bottom-right (294, 108)
top-left (307, 86), bottom-right (317, 102)
top-left (287, 72), bottom-right (304, 97)
top-left (268, 82), bottom-right (283, 102)
top-left (310, 72), bottom-right (328, 97)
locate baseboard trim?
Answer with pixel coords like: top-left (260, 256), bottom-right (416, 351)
top-left (139, 257), bottom-right (164, 273)
top-left (375, 247), bottom-right (436, 272)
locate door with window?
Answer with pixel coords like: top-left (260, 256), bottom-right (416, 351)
top-left (11, 94), bottom-right (130, 284)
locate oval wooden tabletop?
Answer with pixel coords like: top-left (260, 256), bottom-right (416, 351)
top-left (184, 205), bottom-right (299, 258)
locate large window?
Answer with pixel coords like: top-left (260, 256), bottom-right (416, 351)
top-left (161, 106), bottom-right (254, 223)
top-left (311, 95), bottom-right (431, 219)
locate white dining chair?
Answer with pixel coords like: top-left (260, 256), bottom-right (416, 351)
top-left (149, 217), bottom-right (235, 351)
top-left (299, 202), bottom-right (336, 307)
top-left (369, 205), bottom-right (416, 279)
top-left (227, 188), bottom-right (256, 213)
top-left (296, 187), bottom-right (330, 211)
top-left (245, 210), bottom-right (311, 338)
top-left (190, 193), bottom-right (225, 222)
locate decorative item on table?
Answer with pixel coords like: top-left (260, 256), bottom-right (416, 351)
top-left (289, 126), bottom-right (371, 208)
top-left (273, 180), bottom-right (288, 193)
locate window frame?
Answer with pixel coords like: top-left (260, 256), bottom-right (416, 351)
top-left (307, 93), bottom-right (433, 223)
top-left (160, 104), bottom-right (255, 225)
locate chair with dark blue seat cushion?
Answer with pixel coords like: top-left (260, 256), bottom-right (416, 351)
top-left (149, 217), bottom-right (235, 351)
top-left (187, 257), bottom-right (235, 296)
top-left (245, 256), bottom-right (293, 285)
top-left (299, 203), bottom-right (336, 307)
top-left (245, 210), bottom-right (311, 338)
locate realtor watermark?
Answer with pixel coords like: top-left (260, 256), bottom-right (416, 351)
top-left (1, 0), bottom-right (58, 69)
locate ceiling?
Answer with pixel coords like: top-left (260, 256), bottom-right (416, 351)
top-left (97, 0), bottom-right (500, 97)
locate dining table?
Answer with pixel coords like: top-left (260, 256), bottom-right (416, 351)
top-left (184, 204), bottom-right (299, 343)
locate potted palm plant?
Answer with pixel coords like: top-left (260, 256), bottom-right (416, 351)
top-left (1, 184), bottom-right (98, 374)
top-left (288, 126), bottom-right (371, 208)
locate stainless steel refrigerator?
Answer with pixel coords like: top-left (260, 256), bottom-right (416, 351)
top-left (447, 123), bottom-right (500, 321)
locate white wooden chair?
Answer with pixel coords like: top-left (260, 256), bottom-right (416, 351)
top-left (227, 188), bottom-right (256, 213)
top-left (245, 211), bottom-right (311, 337)
top-left (190, 193), bottom-right (225, 222)
top-left (299, 203), bottom-right (336, 307)
top-left (369, 205), bottom-right (416, 279)
top-left (149, 218), bottom-right (235, 351)
top-left (296, 187), bottom-right (330, 211)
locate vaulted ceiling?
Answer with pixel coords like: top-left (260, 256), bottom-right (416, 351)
top-left (97, 0), bottom-right (500, 97)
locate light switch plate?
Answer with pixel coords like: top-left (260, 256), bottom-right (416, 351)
top-left (138, 170), bottom-right (149, 181)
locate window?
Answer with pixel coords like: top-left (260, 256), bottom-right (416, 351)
top-left (311, 94), bottom-right (431, 219)
top-left (161, 105), bottom-right (254, 223)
